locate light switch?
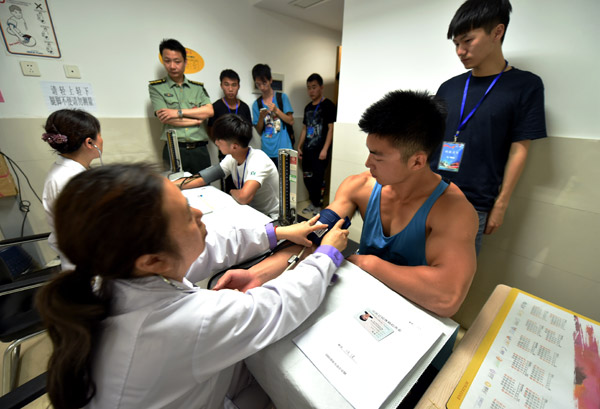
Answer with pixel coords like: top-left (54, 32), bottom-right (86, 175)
top-left (19, 61), bottom-right (41, 77)
top-left (64, 65), bottom-right (81, 79)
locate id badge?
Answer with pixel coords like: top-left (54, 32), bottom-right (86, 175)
top-left (265, 125), bottom-right (274, 138)
top-left (306, 126), bottom-right (315, 138)
top-left (355, 308), bottom-right (394, 341)
top-left (438, 142), bottom-right (465, 172)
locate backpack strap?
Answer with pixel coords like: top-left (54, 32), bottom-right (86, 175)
top-left (275, 92), bottom-right (294, 138)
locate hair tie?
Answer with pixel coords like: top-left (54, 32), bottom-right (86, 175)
top-left (42, 132), bottom-right (68, 144)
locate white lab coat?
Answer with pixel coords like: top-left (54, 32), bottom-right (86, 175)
top-left (42, 155), bottom-right (86, 270)
top-left (88, 223), bottom-right (338, 409)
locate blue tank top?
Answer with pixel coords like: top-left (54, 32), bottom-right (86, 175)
top-left (358, 179), bottom-right (449, 266)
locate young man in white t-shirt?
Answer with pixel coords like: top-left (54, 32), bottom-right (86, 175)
top-left (178, 114), bottom-right (280, 219)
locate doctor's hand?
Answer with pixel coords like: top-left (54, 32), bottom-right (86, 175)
top-left (212, 269), bottom-right (261, 292)
top-left (320, 219), bottom-right (349, 252)
top-left (275, 215), bottom-right (327, 247)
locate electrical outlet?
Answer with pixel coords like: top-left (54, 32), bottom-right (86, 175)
top-left (19, 61), bottom-right (40, 77)
top-left (64, 64), bottom-right (81, 79)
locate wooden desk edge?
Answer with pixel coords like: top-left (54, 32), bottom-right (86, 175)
top-left (415, 284), bottom-right (512, 409)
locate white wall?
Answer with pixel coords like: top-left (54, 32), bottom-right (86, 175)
top-left (332, 0), bottom-right (600, 325)
top-left (0, 0), bottom-right (341, 258)
top-left (338, 0), bottom-right (600, 139)
top-left (0, 0), bottom-right (341, 119)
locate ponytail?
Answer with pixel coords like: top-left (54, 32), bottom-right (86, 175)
top-left (36, 268), bottom-right (108, 409)
top-left (37, 163), bottom-right (175, 408)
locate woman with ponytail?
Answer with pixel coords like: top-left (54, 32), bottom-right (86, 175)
top-left (41, 109), bottom-right (103, 269)
top-left (37, 163), bottom-right (348, 409)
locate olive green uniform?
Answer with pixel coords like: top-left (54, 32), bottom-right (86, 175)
top-left (149, 76), bottom-right (212, 174)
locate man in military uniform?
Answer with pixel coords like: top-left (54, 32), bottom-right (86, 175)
top-left (149, 38), bottom-right (214, 175)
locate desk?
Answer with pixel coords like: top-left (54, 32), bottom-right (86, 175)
top-left (415, 284), bottom-right (512, 409)
top-left (246, 262), bottom-right (458, 409)
top-left (182, 186), bottom-right (272, 231)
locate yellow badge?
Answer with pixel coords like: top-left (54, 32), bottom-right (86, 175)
top-left (158, 47), bottom-right (205, 74)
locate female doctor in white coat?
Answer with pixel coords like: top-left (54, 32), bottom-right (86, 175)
top-left (37, 163), bottom-right (348, 409)
top-left (41, 109), bottom-right (103, 269)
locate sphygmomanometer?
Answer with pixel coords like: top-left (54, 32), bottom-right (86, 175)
top-left (307, 208), bottom-right (351, 245)
top-left (208, 209), bottom-right (350, 289)
top-left (179, 164), bottom-right (226, 189)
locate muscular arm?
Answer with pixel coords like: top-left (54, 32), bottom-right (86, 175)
top-left (213, 218), bottom-right (348, 291)
top-left (348, 190), bottom-right (478, 317)
top-left (325, 173), bottom-right (367, 220)
top-left (230, 180), bottom-right (261, 205)
top-left (214, 245), bottom-right (308, 292)
top-left (485, 140), bottom-right (531, 234)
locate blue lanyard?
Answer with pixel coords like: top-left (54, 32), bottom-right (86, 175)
top-left (223, 98), bottom-right (239, 115)
top-left (313, 97), bottom-right (323, 113)
top-left (236, 149), bottom-right (250, 189)
top-left (454, 60), bottom-right (508, 142)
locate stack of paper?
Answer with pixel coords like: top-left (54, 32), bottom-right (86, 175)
top-left (294, 291), bottom-right (446, 409)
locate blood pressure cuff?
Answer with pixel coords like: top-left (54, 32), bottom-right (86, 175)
top-left (308, 209), bottom-right (351, 246)
top-left (199, 164), bottom-right (225, 184)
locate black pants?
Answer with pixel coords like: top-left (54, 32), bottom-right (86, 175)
top-left (302, 151), bottom-right (328, 207)
top-left (162, 143), bottom-right (211, 175)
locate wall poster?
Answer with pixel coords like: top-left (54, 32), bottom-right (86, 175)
top-left (0, 0), bottom-right (60, 58)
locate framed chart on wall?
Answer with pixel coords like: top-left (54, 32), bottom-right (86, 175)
top-left (0, 0), bottom-right (60, 58)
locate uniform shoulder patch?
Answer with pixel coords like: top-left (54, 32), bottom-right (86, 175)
top-left (188, 80), bottom-right (204, 86)
top-left (149, 78), bottom-right (166, 85)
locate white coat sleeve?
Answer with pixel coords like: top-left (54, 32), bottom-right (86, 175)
top-left (185, 224), bottom-right (271, 283)
top-left (190, 250), bottom-right (339, 381)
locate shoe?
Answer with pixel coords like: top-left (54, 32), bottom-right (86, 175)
top-left (303, 204), bottom-right (315, 214)
top-left (312, 206), bottom-right (321, 216)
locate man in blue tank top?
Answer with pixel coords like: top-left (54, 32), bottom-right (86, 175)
top-left (328, 90), bottom-right (478, 318)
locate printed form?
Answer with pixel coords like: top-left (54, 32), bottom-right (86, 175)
top-left (294, 288), bottom-right (447, 409)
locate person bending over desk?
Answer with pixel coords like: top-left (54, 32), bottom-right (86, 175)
top-left (328, 90), bottom-right (478, 318)
top-left (177, 114), bottom-right (280, 219)
top-left (36, 163), bottom-right (348, 409)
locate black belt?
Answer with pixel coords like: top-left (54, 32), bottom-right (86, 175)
top-left (178, 141), bottom-right (207, 150)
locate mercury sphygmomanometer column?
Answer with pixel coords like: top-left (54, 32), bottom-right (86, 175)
top-left (166, 129), bottom-right (185, 181)
top-left (278, 148), bottom-right (298, 225)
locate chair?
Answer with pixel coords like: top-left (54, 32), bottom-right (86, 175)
top-left (0, 233), bottom-right (60, 397)
top-left (0, 372), bottom-right (47, 409)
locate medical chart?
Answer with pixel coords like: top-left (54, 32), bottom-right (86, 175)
top-left (449, 289), bottom-right (600, 409)
top-left (294, 292), bottom-right (446, 409)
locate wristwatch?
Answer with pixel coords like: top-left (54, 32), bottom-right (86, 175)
top-left (177, 109), bottom-right (183, 119)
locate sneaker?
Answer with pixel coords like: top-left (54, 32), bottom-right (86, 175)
top-left (312, 206), bottom-right (321, 216)
top-left (303, 204), bottom-right (315, 214)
